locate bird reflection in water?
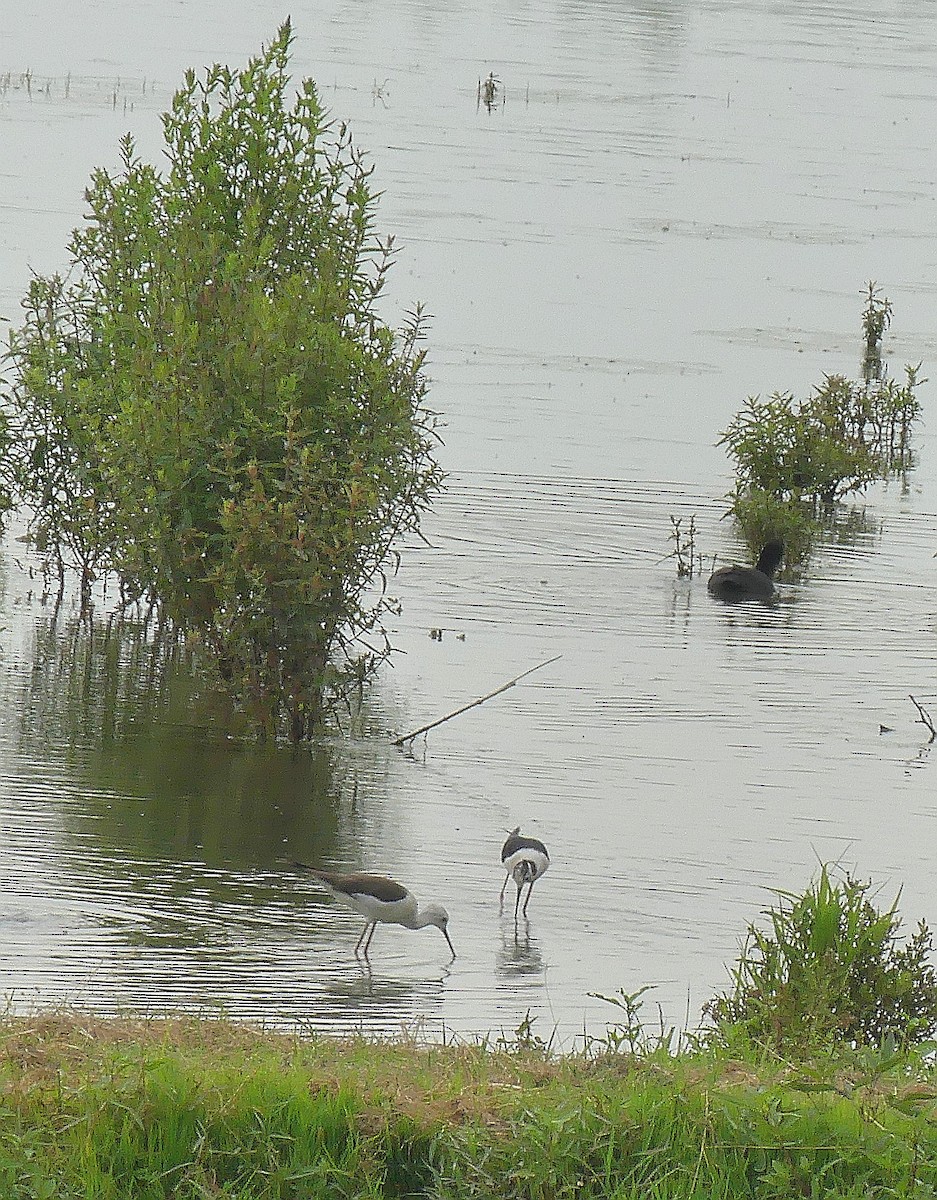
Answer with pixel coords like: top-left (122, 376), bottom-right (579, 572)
top-left (310, 956), bottom-right (453, 1030)
top-left (496, 919), bottom-right (544, 978)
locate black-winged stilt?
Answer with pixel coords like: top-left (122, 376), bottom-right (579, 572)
top-left (295, 863), bottom-right (455, 959)
top-left (707, 540), bottom-right (783, 602)
top-left (499, 827), bottom-right (550, 918)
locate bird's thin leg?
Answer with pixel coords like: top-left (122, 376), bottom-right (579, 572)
top-left (354, 922), bottom-right (371, 955)
top-left (499, 873), bottom-right (510, 904)
top-left (362, 922), bottom-right (379, 957)
top-left (522, 880), bottom-right (535, 916)
top-left (514, 881), bottom-right (522, 920)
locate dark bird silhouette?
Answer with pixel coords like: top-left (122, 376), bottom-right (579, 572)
top-left (499, 827), bottom-right (550, 918)
top-left (707, 540), bottom-right (783, 602)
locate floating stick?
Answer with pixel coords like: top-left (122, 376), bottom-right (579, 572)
top-left (909, 694), bottom-right (936, 742)
top-left (393, 655), bottom-right (561, 747)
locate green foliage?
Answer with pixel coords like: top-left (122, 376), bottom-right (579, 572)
top-left (494, 1009), bottom-right (556, 1056)
top-left (720, 385), bottom-right (878, 506)
top-left (587, 985), bottom-right (680, 1058)
top-left (0, 412), bottom-right (11, 518)
top-left (721, 288), bottom-right (921, 506)
top-left (667, 514), bottom-right (701, 579)
top-left (703, 865), bottom-right (937, 1057)
top-left (7, 1013), bottom-right (937, 1199)
top-left (861, 280), bottom-right (891, 383)
top-left (719, 285), bottom-right (923, 566)
top-left (1, 23), bottom-right (442, 739)
top-left (728, 488), bottom-right (817, 571)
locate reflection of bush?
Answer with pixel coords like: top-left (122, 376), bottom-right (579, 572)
top-left (15, 598), bottom-right (361, 869)
top-left (21, 600), bottom-right (199, 748)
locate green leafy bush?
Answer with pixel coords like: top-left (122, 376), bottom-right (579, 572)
top-left (703, 865), bottom-right (937, 1056)
top-left (720, 387), bottom-right (878, 506)
top-left (1, 23), bottom-right (442, 738)
top-left (719, 286), bottom-right (923, 565)
top-left (727, 488), bottom-right (817, 569)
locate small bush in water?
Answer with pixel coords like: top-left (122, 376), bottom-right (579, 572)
top-left (719, 284), bottom-right (923, 566)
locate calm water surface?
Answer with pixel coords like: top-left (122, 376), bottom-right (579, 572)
top-left (1, 0), bottom-right (937, 1044)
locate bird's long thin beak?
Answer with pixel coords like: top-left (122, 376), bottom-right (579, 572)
top-left (443, 928), bottom-right (456, 958)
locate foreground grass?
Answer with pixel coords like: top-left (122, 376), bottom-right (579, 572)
top-left (1, 1014), bottom-right (936, 1197)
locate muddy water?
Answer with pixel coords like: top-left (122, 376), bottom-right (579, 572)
top-left (1, 0), bottom-right (937, 1044)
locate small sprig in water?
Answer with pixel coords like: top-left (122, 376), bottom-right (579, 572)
top-left (478, 71), bottom-right (502, 112)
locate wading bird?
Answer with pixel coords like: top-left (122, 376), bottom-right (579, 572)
top-left (295, 863), bottom-right (455, 959)
top-left (707, 540), bottom-right (784, 602)
top-left (499, 827), bottom-right (550, 918)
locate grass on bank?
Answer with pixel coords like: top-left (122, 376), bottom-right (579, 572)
top-left (2, 1011), bottom-right (937, 1198)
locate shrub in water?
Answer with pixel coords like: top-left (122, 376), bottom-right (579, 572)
top-left (720, 388), bottom-right (878, 507)
top-left (1, 22), bottom-right (442, 739)
top-left (718, 285), bottom-right (923, 567)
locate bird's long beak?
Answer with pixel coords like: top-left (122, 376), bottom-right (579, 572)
top-left (443, 928), bottom-right (456, 958)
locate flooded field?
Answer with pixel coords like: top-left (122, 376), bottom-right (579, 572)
top-left (1, 0), bottom-right (937, 1045)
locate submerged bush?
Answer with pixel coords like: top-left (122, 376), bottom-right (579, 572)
top-left (727, 488), bottom-right (816, 569)
top-left (719, 285), bottom-right (923, 565)
top-left (703, 865), bottom-right (937, 1057)
top-left (0, 23), bottom-right (442, 739)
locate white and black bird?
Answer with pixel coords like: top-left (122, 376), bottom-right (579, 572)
top-left (295, 863), bottom-right (455, 959)
top-left (707, 540), bottom-right (784, 603)
top-left (499, 827), bottom-right (550, 919)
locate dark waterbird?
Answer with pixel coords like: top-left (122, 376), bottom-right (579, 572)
top-left (707, 540), bottom-right (784, 602)
top-left (499, 827), bottom-right (550, 918)
top-left (294, 863), bottom-right (455, 959)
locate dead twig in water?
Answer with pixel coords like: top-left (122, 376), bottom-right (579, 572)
top-left (393, 655), bottom-right (562, 747)
top-left (909, 695), bottom-right (936, 742)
